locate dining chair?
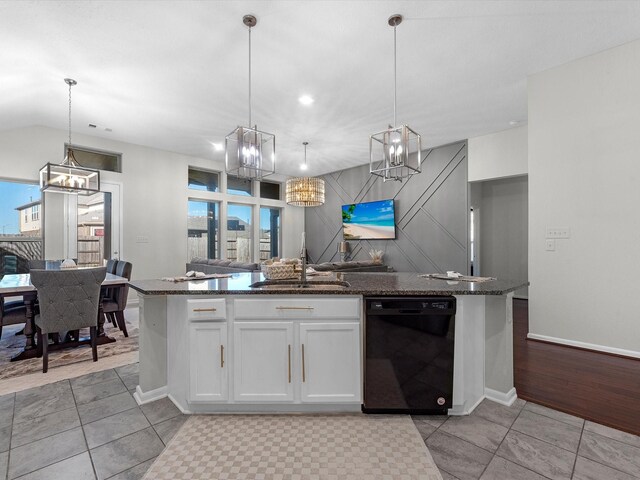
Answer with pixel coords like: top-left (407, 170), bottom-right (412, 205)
top-left (103, 260), bottom-right (132, 337)
top-left (30, 267), bottom-right (106, 373)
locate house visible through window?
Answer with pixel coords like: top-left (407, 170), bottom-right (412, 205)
top-left (0, 180), bottom-right (42, 274)
top-left (227, 203), bottom-right (252, 261)
top-left (188, 200), bottom-right (220, 260)
top-left (260, 207), bottom-right (280, 260)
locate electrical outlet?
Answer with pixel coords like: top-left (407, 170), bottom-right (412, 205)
top-left (545, 239), bottom-right (556, 251)
top-left (546, 228), bottom-right (571, 239)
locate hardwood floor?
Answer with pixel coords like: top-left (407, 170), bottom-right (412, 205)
top-left (513, 298), bottom-right (640, 436)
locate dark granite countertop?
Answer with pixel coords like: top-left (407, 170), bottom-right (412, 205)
top-left (129, 272), bottom-right (528, 296)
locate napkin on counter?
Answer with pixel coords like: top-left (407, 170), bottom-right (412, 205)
top-left (419, 273), bottom-right (496, 282)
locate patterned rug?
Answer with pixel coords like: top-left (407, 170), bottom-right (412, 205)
top-left (0, 308), bottom-right (138, 379)
top-left (143, 414), bottom-right (443, 480)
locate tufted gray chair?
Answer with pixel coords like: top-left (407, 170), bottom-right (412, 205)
top-left (103, 260), bottom-right (132, 337)
top-left (30, 267), bottom-right (106, 373)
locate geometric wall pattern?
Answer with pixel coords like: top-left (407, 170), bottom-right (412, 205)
top-left (305, 141), bottom-right (468, 273)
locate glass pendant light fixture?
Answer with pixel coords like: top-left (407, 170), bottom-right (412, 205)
top-left (225, 14), bottom-right (276, 180)
top-left (370, 14), bottom-right (422, 182)
top-left (40, 78), bottom-right (100, 194)
top-left (286, 142), bottom-right (325, 207)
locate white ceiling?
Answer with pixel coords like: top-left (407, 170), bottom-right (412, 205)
top-left (1, 1), bottom-right (640, 177)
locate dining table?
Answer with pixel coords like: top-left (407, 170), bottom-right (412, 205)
top-left (0, 271), bottom-right (129, 361)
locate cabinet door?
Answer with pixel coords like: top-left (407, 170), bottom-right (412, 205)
top-left (189, 323), bottom-right (228, 402)
top-left (299, 322), bottom-right (361, 403)
top-left (233, 322), bottom-right (294, 402)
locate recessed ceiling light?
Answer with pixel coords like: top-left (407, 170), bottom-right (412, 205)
top-left (298, 95), bottom-right (314, 106)
top-left (212, 142), bottom-right (224, 152)
top-left (509, 120), bottom-right (521, 126)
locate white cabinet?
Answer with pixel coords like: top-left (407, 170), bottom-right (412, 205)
top-left (189, 323), bottom-right (228, 402)
top-left (299, 322), bottom-right (361, 403)
top-left (233, 322), bottom-right (295, 402)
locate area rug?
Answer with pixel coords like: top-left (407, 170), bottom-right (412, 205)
top-left (0, 307), bottom-right (139, 379)
top-left (143, 414), bottom-right (443, 480)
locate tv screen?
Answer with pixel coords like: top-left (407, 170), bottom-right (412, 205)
top-left (342, 199), bottom-right (396, 240)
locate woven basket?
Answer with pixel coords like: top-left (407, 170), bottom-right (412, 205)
top-left (261, 264), bottom-right (297, 280)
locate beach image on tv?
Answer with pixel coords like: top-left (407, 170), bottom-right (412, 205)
top-left (342, 199), bottom-right (396, 240)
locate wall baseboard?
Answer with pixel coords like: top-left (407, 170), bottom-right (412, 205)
top-left (485, 387), bottom-right (518, 406)
top-left (133, 385), bottom-right (167, 405)
top-left (527, 333), bottom-right (640, 360)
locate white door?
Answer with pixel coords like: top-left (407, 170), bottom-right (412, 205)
top-left (233, 322), bottom-right (294, 402)
top-left (299, 322), bottom-right (361, 403)
top-left (189, 322), bottom-right (228, 402)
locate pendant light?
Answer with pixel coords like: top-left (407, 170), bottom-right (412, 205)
top-left (286, 142), bottom-right (325, 207)
top-left (39, 78), bottom-right (100, 194)
top-left (369, 14), bottom-right (422, 182)
top-left (225, 14), bottom-right (275, 180)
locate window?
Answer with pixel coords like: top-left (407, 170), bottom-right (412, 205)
top-left (32, 204), bottom-right (40, 221)
top-left (77, 192), bottom-right (111, 266)
top-left (0, 180), bottom-right (42, 274)
top-left (188, 200), bottom-right (220, 260)
top-left (68, 144), bottom-right (122, 173)
top-left (227, 204), bottom-right (253, 262)
top-left (227, 175), bottom-right (253, 196)
top-left (188, 167), bottom-right (219, 192)
top-left (260, 181), bottom-right (281, 200)
top-left (260, 207), bottom-right (281, 260)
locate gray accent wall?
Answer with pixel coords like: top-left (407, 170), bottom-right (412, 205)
top-left (305, 141), bottom-right (469, 273)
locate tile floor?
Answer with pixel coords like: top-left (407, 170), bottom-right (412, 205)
top-left (1, 362), bottom-right (639, 480)
top-left (415, 398), bottom-right (640, 480)
top-left (0, 363), bottom-right (186, 480)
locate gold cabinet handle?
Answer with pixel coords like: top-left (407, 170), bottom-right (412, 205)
top-left (301, 343), bottom-right (306, 383)
top-left (288, 344), bottom-right (292, 383)
top-left (193, 307), bottom-right (217, 312)
top-left (276, 306), bottom-right (314, 310)
top-left (220, 344), bottom-right (224, 368)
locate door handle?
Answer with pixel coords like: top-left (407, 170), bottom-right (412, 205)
top-left (287, 344), bottom-right (292, 383)
top-left (276, 306), bottom-right (314, 310)
top-left (193, 308), bottom-right (217, 312)
top-left (220, 345), bottom-right (224, 368)
top-left (301, 343), bottom-right (306, 383)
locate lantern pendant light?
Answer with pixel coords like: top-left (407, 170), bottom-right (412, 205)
top-left (286, 142), bottom-right (325, 207)
top-left (225, 14), bottom-right (276, 180)
top-left (369, 14), bottom-right (422, 183)
top-left (39, 78), bottom-right (101, 194)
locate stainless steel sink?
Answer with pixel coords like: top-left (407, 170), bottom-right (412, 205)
top-left (250, 280), bottom-right (350, 290)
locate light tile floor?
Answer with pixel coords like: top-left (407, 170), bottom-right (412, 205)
top-left (1, 363), bottom-right (639, 480)
top-left (417, 398), bottom-right (640, 480)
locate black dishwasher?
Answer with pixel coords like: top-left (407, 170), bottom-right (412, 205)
top-left (363, 296), bottom-right (456, 414)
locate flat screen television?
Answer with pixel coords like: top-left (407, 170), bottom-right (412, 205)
top-left (342, 199), bottom-right (396, 240)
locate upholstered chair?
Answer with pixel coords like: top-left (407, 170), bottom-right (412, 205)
top-left (30, 267), bottom-right (106, 373)
top-left (103, 260), bottom-right (132, 337)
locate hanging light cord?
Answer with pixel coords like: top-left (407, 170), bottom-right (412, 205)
top-left (304, 142), bottom-right (308, 167)
top-left (248, 24), bottom-right (252, 128)
top-left (68, 81), bottom-right (73, 148)
top-left (393, 22), bottom-right (397, 128)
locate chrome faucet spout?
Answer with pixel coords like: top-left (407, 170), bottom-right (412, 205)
top-left (300, 248), bottom-right (308, 286)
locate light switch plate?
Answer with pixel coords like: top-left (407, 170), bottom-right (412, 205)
top-left (545, 239), bottom-right (556, 251)
top-left (546, 228), bottom-right (571, 239)
top-left (136, 235), bottom-right (149, 243)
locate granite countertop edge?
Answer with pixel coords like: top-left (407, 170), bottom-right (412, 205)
top-left (129, 273), bottom-right (528, 297)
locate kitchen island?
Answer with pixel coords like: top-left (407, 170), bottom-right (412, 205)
top-left (129, 272), bottom-right (527, 415)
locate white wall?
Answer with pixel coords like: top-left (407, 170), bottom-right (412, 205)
top-left (468, 125), bottom-right (527, 181)
top-left (471, 176), bottom-right (528, 298)
top-left (0, 126), bottom-right (305, 283)
top-left (528, 39), bottom-right (640, 356)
